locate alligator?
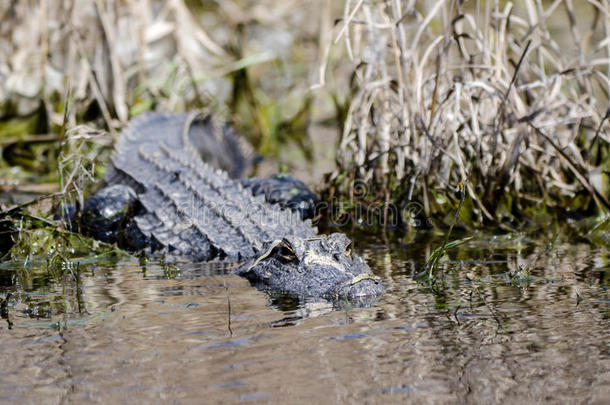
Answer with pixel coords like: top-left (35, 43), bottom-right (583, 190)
top-left (70, 112), bottom-right (385, 304)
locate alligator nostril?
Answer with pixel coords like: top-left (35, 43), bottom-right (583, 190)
top-left (333, 253), bottom-right (342, 262)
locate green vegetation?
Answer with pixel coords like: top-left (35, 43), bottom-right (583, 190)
top-left (416, 182), bottom-right (472, 284)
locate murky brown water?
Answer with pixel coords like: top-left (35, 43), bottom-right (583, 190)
top-left (0, 233), bottom-right (609, 404)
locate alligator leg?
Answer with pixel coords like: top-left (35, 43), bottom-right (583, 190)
top-left (240, 174), bottom-right (318, 220)
top-left (79, 184), bottom-right (141, 244)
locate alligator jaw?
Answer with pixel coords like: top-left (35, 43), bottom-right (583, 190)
top-left (236, 233), bottom-right (385, 304)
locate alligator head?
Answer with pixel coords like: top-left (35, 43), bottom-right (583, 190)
top-left (237, 233), bottom-right (385, 304)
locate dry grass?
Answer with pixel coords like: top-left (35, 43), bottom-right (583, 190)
top-left (324, 0), bottom-right (610, 232)
top-left (0, 0), bottom-right (323, 171)
top-left (0, 0), bottom-right (331, 258)
top-left (0, 0), bottom-right (342, 221)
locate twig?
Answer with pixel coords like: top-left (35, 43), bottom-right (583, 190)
top-left (529, 122), bottom-right (610, 212)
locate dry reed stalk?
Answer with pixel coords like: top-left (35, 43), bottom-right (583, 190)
top-left (324, 0), bottom-right (610, 231)
top-left (0, 0), bottom-right (317, 129)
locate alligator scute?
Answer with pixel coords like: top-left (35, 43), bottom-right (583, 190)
top-left (76, 112), bottom-right (385, 304)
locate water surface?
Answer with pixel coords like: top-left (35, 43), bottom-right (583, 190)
top-left (0, 233), bottom-right (608, 403)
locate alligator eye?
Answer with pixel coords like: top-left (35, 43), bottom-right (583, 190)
top-left (273, 239), bottom-right (298, 263)
top-left (345, 242), bottom-right (352, 256)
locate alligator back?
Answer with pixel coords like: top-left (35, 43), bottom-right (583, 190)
top-left (106, 113), bottom-right (316, 261)
top-left (106, 112), bottom-right (253, 184)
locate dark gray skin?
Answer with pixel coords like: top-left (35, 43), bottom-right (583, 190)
top-left (69, 112), bottom-right (385, 304)
top-left (76, 184), bottom-right (384, 303)
top-left (237, 234), bottom-right (383, 302)
top-left (240, 174), bottom-right (318, 220)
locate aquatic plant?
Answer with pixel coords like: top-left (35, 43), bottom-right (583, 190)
top-left (416, 182), bottom-right (471, 283)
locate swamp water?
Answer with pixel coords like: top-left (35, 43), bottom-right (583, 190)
top-left (0, 232), bottom-right (608, 404)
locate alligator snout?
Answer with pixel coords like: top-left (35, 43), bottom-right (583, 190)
top-left (237, 233), bottom-right (385, 304)
top-left (331, 276), bottom-right (386, 303)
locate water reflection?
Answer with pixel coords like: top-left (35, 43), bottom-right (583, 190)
top-left (0, 233), bottom-right (608, 403)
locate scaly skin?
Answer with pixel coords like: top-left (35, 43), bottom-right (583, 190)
top-left (78, 113), bottom-right (385, 303)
